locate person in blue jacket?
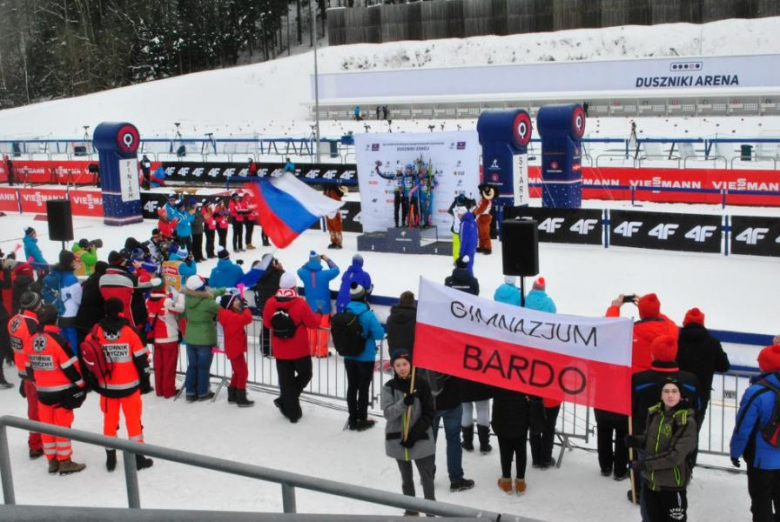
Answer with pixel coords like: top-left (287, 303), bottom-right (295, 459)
top-left (494, 275), bottom-right (521, 307)
top-left (208, 248), bottom-right (244, 289)
top-left (524, 277), bottom-right (556, 314)
top-left (175, 201), bottom-right (195, 251)
top-left (335, 254), bottom-right (373, 313)
top-left (297, 251), bottom-right (340, 357)
top-left (164, 194), bottom-right (180, 221)
top-left (23, 227), bottom-right (47, 265)
top-left (343, 281), bottom-right (384, 432)
top-left (458, 210), bottom-right (477, 275)
top-left (175, 248), bottom-right (197, 285)
top-left (731, 343), bottom-right (780, 521)
top-left (282, 157), bottom-right (296, 173)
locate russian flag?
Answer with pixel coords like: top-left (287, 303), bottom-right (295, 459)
top-left (243, 174), bottom-right (344, 249)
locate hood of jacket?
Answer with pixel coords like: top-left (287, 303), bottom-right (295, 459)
top-left (450, 267), bottom-right (472, 283)
top-left (680, 323), bottom-right (709, 342)
top-left (99, 316), bottom-right (131, 336)
top-left (214, 258), bottom-right (236, 272)
top-left (304, 260), bottom-right (323, 272)
top-left (389, 304), bottom-right (416, 325)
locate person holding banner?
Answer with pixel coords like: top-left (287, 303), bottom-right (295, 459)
top-left (381, 349), bottom-right (436, 515)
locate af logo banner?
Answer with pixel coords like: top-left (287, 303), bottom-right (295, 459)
top-left (609, 210), bottom-right (722, 253)
top-left (413, 278), bottom-right (633, 415)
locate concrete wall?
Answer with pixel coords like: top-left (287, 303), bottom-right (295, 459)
top-left (327, 0), bottom-right (780, 46)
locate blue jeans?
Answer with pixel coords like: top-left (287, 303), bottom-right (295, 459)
top-left (184, 344), bottom-right (213, 398)
top-left (431, 404), bottom-right (464, 483)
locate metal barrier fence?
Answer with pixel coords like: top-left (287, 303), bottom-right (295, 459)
top-left (0, 416), bottom-right (540, 521)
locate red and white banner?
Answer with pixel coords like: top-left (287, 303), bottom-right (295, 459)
top-left (68, 191), bottom-right (104, 217)
top-left (18, 189), bottom-right (69, 214)
top-left (413, 278), bottom-right (634, 415)
top-left (0, 188), bottom-right (19, 212)
top-left (0, 160), bottom-right (97, 185)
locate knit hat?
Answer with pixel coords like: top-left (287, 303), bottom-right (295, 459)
top-left (759, 345), bottom-right (780, 372)
top-left (258, 253), bottom-right (274, 272)
top-left (189, 199), bottom-right (200, 208)
top-left (231, 191), bottom-right (240, 199)
top-left (108, 251), bottom-right (126, 266)
top-left (168, 193), bottom-right (177, 200)
top-left (130, 247), bottom-right (146, 261)
top-left (533, 277), bottom-right (546, 291)
top-left (651, 335), bottom-right (678, 362)
top-left (13, 263), bottom-right (33, 278)
top-left (150, 286), bottom-right (166, 295)
top-left (24, 227), bottom-right (35, 237)
top-left (218, 247), bottom-right (230, 260)
top-left (220, 293), bottom-right (240, 309)
top-left (638, 293), bottom-right (661, 319)
top-left (352, 254), bottom-right (364, 267)
top-left (58, 250), bottom-right (75, 268)
top-left (309, 251), bottom-right (320, 264)
top-left (504, 275), bottom-right (517, 285)
top-left (350, 281), bottom-right (366, 301)
top-left (186, 276), bottom-right (206, 292)
top-left (20, 291), bottom-right (41, 310)
top-left (390, 349), bottom-right (411, 366)
top-left (104, 297), bottom-right (124, 317)
top-left (455, 255), bottom-right (470, 269)
top-left (279, 272), bottom-right (297, 290)
top-left (683, 307), bottom-right (705, 327)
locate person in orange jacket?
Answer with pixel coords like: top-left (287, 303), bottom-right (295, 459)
top-left (23, 304), bottom-right (87, 475)
top-left (217, 293), bottom-right (254, 407)
top-left (606, 293), bottom-right (678, 374)
top-left (8, 291), bottom-right (43, 458)
top-left (87, 298), bottom-right (153, 472)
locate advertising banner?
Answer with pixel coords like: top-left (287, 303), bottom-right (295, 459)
top-left (609, 210), bottom-right (723, 253)
top-left (0, 160), bottom-right (97, 185)
top-left (19, 189), bottom-right (69, 214)
top-left (0, 188), bottom-right (19, 212)
top-left (160, 161), bottom-right (358, 187)
top-left (118, 158), bottom-right (141, 202)
top-left (503, 207), bottom-right (603, 245)
top-left (414, 278), bottom-right (634, 415)
top-left (354, 132), bottom-right (480, 233)
top-left (68, 191), bottom-right (104, 217)
top-left (730, 216), bottom-right (780, 258)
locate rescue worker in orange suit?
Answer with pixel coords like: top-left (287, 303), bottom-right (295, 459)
top-left (324, 184), bottom-right (347, 250)
top-left (8, 291), bottom-right (44, 459)
top-left (474, 184), bottom-right (495, 255)
top-left (88, 298), bottom-right (153, 472)
top-left (23, 304), bottom-right (87, 475)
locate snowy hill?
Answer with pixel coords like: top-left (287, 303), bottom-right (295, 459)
top-left (0, 17), bottom-right (779, 138)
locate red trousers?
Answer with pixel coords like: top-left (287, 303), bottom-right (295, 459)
top-left (153, 341), bottom-right (179, 398)
top-left (308, 313), bottom-right (331, 358)
top-left (24, 380), bottom-right (42, 451)
top-left (229, 355), bottom-right (248, 390)
top-left (101, 390), bottom-right (144, 443)
top-left (37, 403), bottom-right (74, 461)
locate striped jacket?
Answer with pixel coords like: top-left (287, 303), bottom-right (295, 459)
top-left (24, 325), bottom-right (85, 406)
top-left (91, 319), bottom-right (149, 398)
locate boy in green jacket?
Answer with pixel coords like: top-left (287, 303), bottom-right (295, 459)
top-left (182, 275), bottom-right (226, 401)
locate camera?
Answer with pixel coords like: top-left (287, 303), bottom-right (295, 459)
top-left (622, 294), bottom-right (637, 304)
top-left (79, 238), bottom-right (103, 250)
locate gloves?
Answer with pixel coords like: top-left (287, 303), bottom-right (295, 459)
top-left (629, 460), bottom-right (644, 471)
top-left (403, 392), bottom-right (416, 406)
top-left (400, 434), bottom-right (417, 448)
top-left (624, 435), bottom-right (640, 449)
top-left (19, 380), bottom-right (26, 399)
top-left (731, 457), bottom-right (741, 468)
top-left (140, 374), bottom-right (153, 395)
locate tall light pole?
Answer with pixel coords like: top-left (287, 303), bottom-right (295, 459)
top-left (309, 0), bottom-right (321, 162)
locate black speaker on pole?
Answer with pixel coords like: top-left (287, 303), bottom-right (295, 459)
top-left (46, 200), bottom-right (74, 242)
top-left (501, 219), bottom-right (539, 277)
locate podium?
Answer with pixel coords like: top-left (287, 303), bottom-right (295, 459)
top-left (357, 227), bottom-right (450, 256)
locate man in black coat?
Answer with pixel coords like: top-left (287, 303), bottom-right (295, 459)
top-left (676, 307), bottom-right (730, 426)
top-left (386, 291), bottom-right (416, 357)
top-left (253, 255), bottom-right (284, 357)
top-left (444, 256), bottom-right (479, 296)
top-left (75, 261), bottom-right (108, 345)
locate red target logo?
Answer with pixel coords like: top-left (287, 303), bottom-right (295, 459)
top-left (512, 111), bottom-right (532, 148)
top-left (116, 125), bottom-right (140, 154)
top-left (571, 106), bottom-right (586, 139)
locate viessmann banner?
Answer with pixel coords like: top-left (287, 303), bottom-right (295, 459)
top-left (413, 278), bottom-right (634, 415)
top-left (314, 54), bottom-right (780, 100)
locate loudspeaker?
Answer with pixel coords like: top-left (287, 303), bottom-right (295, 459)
top-left (501, 219), bottom-right (539, 276)
top-left (46, 200), bottom-right (74, 242)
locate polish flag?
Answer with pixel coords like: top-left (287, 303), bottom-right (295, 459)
top-left (413, 278), bottom-right (634, 415)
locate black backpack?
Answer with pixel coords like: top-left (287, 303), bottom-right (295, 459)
top-left (331, 309), bottom-right (369, 357)
top-left (758, 379), bottom-right (780, 448)
top-left (270, 309), bottom-right (298, 339)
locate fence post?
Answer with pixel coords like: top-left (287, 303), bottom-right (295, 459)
top-left (122, 449), bottom-right (141, 509)
top-left (721, 189), bottom-right (727, 209)
top-left (0, 424), bottom-right (16, 505)
top-left (724, 215), bottom-right (730, 257)
top-left (282, 482), bottom-right (297, 513)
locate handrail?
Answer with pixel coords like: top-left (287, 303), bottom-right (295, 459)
top-left (0, 416), bottom-right (537, 521)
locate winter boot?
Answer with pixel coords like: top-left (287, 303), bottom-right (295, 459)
top-left (449, 478), bottom-right (475, 492)
top-left (460, 425), bottom-right (475, 452)
top-left (497, 477), bottom-right (513, 494)
top-left (356, 418), bottom-right (376, 432)
top-left (477, 425), bottom-right (493, 454)
top-left (29, 448), bottom-right (44, 460)
top-left (58, 459), bottom-right (86, 475)
top-left (197, 391), bottom-right (215, 402)
top-left (136, 454), bottom-right (154, 471)
top-left (106, 449), bottom-right (117, 472)
top-left (47, 459), bottom-right (59, 474)
top-left (403, 510), bottom-right (420, 517)
top-left (514, 479), bottom-right (527, 494)
top-left (227, 387), bottom-right (237, 404)
top-left (236, 389), bottom-right (255, 408)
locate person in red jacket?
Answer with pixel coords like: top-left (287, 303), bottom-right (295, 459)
top-left (88, 298), bottom-right (153, 472)
top-left (218, 293), bottom-right (254, 407)
top-left (262, 272), bottom-right (320, 423)
top-left (606, 293), bottom-right (678, 373)
top-left (8, 291), bottom-right (43, 458)
top-left (157, 208), bottom-right (178, 241)
top-left (215, 199), bottom-right (230, 252)
top-left (229, 192), bottom-right (246, 252)
top-left (24, 304), bottom-right (87, 475)
top-left (202, 203), bottom-right (217, 259)
top-left (146, 287), bottom-right (185, 398)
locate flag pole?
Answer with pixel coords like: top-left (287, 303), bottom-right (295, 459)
top-left (403, 366), bottom-right (417, 461)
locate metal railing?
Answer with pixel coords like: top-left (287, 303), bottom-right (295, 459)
top-left (0, 416), bottom-right (541, 521)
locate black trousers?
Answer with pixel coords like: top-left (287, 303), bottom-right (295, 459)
top-left (393, 192), bottom-right (407, 227)
top-left (276, 357), bottom-right (312, 422)
top-left (261, 325), bottom-right (271, 356)
top-left (530, 405), bottom-right (560, 466)
top-left (244, 221), bottom-right (255, 246)
top-left (344, 359), bottom-right (374, 426)
top-left (497, 434), bottom-right (528, 479)
top-left (397, 455), bottom-right (436, 502)
top-left (595, 410), bottom-right (629, 476)
top-left (644, 485), bottom-right (687, 522)
top-left (232, 221), bottom-right (244, 250)
top-left (748, 464), bottom-right (780, 522)
top-left (204, 229), bottom-right (216, 257)
top-left (178, 235), bottom-right (192, 252)
top-left (191, 233), bottom-right (204, 261)
top-left (217, 228), bottom-right (228, 250)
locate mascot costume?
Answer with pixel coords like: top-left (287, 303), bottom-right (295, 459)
top-left (324, 184), bottom-right (348, 249)
top-left (474, 184), bottom-right (496, 255)
top-left (458, 205), bottom-right (478, 275)
top-left (448, 194), bottom-right (470, 262)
